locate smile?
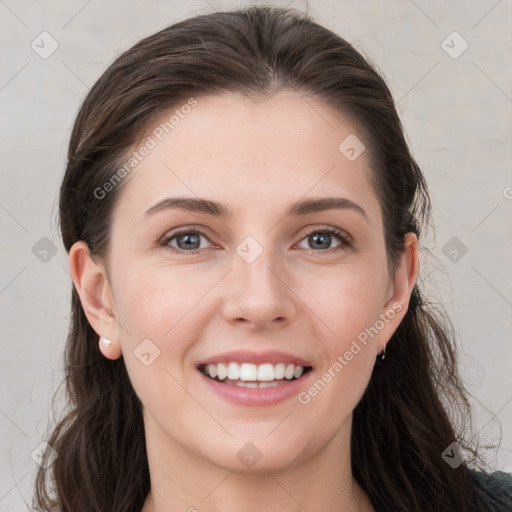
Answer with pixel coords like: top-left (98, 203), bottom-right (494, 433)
top-left (196, 350), bottom-right (314, 405)
top-left (201, 361), bottom-right (310, 380)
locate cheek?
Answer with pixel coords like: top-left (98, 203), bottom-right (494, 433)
top-left (302, 267), bottom-right (386, 398)
top-left (112, 268), bottom-right (196, 400)
top-left (300, 265), bottom-right (387, 337)
top-left (117, 270), bottom-right (200, 417)
top-left (301, 298), bottom-right (379, 419)
top-left (114, 263), bottom-right (202, 335)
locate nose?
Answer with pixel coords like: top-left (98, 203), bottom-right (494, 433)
top-left (221, 244), bottom-right (297, 330)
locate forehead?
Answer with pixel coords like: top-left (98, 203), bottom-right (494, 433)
top-left (112, 90), bottom-right (381, 223)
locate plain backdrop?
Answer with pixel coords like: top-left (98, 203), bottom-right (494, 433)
top-left (1, 0), bottom-right (511, 509)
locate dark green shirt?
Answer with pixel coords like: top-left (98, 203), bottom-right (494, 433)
top-left (471, 470), bottom-right (512, 511)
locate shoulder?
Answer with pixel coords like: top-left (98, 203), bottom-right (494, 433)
top-left (470, 469), bottom-right (512, 511)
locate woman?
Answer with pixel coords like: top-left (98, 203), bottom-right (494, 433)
top-left (33, 5), bottom-right (512, 512)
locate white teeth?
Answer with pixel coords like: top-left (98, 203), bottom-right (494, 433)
top-left (201, 362), bottom-right (307, 382)
top-left (239, 363), bottom-right (257, 381)
top-left (257, 363), bottom-right (274, 381)
top-left (216, 363), bottom-right (228, 381)
top-left (207, 364), bottom-right (217, 379)
top-left (274, 363), bottom-right (285, 379)
top-left (293, 366), bottom-right (304, 379)
top-left (284, 364), bottom-right (295, 380)
top-left (258, 381), bottom-right (283, 388)
top-left (234, 381), bottom-right (259, 388)
top-left (234, 381), bottom-right (283, 388)
top-left (227, 362), bottom-right (239, 380)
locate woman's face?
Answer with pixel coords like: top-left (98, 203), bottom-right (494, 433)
top-left (81, 90), bottom-right (417, 473)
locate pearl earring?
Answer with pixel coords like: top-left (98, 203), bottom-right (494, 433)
top-left (101, 337), bottom-right (112, 345)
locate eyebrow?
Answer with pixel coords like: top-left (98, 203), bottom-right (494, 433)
top-left (143, 196), bottom-right (369, 222)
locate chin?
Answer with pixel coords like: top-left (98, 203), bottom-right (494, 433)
top-left (202, 436), bottom-right (309, 475)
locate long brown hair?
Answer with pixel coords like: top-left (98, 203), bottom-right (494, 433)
top-left (33, 5), bottom-right (496, 511)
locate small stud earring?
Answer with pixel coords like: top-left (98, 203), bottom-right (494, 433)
top-left (380, 347), bottom-right (386, 360)
top-left (101, 337), bottom-right (112, 346)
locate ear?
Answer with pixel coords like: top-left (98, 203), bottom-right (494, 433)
top-left (68, 241), bottom-right (122, 360)
top-left (379, 232), bottom-right (419, 352)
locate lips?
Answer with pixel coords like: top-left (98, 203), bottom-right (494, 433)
top-left (199, 362), bottom-right (312, 382)
top-left (196, 349), bottom-right (313, 368)
top-left (195, 349), bottom-right (314, 406)
top-left (198, 364), bottom-right (314, 406)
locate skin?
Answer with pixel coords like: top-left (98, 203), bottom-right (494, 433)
top-left (70, 89), bottom-right (418, 512)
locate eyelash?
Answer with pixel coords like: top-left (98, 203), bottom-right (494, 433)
top-left (160, 225), bottom-right (352, 255)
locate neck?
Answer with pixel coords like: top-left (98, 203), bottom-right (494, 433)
top-left (140, 412), bottom-right (374, 512)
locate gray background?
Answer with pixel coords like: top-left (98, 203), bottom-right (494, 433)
top-left (1, 0), bottom-right (511, 509)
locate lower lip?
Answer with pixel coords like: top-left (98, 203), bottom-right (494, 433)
top-left (198, 369), bottom-right (313, 406)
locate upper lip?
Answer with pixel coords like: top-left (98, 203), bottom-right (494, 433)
top-left (197, 349), bottom-right (313, 368)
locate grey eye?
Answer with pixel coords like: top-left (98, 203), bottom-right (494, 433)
top-left (166, 231), bottom-right (209, 251)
